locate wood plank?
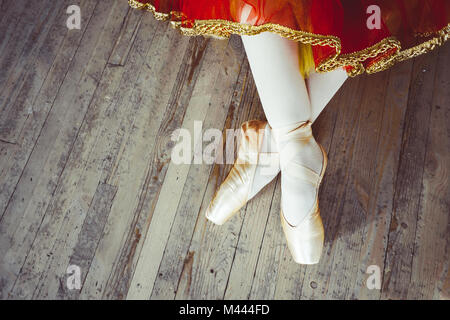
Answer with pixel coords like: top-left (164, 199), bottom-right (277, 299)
top-left (0, 0), bottom-right (65, 142)
top-left (152, 55), bottom-right (264, 300)
top-left (381, 49), bottom-right (440, 299)
top-left (0, 0), bottom-right (11, 12)
top-left (0, 0), bottom-right (27, 61)
top-left (325, 70), bottom-right (390, 299)
top-left (407, 44), bottom-right (450, 300)
top-left (171, 40), bottom-right (258, 300)
top-left (352, 60), bottom-right (414, 299)
top-left (273, 76), bottom-right (366, 299)
top-left (55, 183), bottom-right (118, 299)
top-left (26, 4), bottom-right (159, 300)
top-left (105, 36), bottom-right (226, 300)
top-left (0, 0), bottom-right (77, 215)
top-left (78, 17), bottom-right (194, 299)
top-left (222, 77), bottom-right (275, 300)
top-left (248, 78), bottom-right (343, 300)
top-left (223, 168), bottom-right (278, 300)
top-left (127, 35), bottom-right (248, 300)
top-left (0, 1), bottom-right (448, 300)
top-left (257, 88), bottom-right (344, 299)
top-left (0, 0), bottom-right (50, 95)
top-left (0, 0), bottom-right (80, 224)
top-left (247, 177), bottom-right (284, 299)
top-left (31, 2), bottom-right (141, 300)
top-left (0, 0), bottom-right (116, 299)
top-left (0, 0), bottom-right (96, 299)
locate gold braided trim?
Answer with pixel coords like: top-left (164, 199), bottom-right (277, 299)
top-left (129, 0), bottom-right (449, 77)
top-left (397, 25), bottom-right (450, 62)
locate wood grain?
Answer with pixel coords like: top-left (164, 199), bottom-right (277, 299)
top-left (0, 1), bottom-right (448, 300)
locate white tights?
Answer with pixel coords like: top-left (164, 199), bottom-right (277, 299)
top-left (242, 32), bottom-right (347, 224)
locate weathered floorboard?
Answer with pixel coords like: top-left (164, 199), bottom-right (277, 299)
top-left (382, 48), bottom-right (440, 300)
top-left (0, 1), bottom-right (448, 300)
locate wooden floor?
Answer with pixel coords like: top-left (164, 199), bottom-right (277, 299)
top-left (0, 0), bottom-right (449, 300)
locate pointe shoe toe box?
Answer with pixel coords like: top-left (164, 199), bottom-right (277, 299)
top-left (205, 179), bottom-right (248, 225)
top-left (205, 120), bottom-right (270, 225)
top-left (280, 209), bottom-right (324, 265)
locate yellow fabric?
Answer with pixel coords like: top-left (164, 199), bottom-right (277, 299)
top-left (298, 43), bottom-right (315, 78)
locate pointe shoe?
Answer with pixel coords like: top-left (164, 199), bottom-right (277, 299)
top-left (205, 120), bottom-right (279, 225)
top-left (274, 121), bottom-right (328, 264)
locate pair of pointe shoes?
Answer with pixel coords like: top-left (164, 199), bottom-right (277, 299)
top-left (205, 120), bottom-right (327, 264)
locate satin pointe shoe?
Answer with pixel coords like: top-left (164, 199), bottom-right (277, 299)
top-left (273, 121), bottom-right (328, 264)
top-left (205, 120), bottom-right (280, 225)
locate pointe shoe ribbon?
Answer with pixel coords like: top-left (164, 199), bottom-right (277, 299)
top-left (273, 122), bottom-right (321, 190)
top-left (205, 120), bottom-right (279, 225)
top-left (272, 121), bottom-right (328, 264)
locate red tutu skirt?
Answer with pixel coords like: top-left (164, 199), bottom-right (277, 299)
top-left (129, 0), bottom-right (449, 76)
